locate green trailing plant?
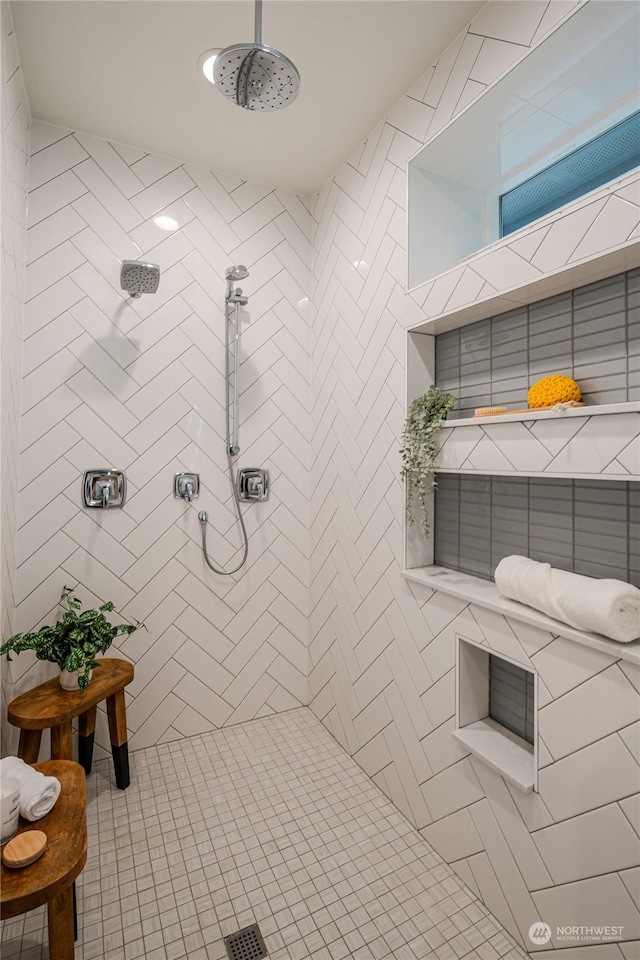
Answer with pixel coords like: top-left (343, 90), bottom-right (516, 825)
top-left (0, 586), bottom-right (139, 691)
top-left (400, 385), bottom-right (457, 536)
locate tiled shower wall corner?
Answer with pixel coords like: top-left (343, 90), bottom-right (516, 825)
top-left (3, 0), bottom-right (640, 954)
top-left (436, 269), bottom-right (640, 418)
top-left (435, 475), bottom-right (640, 586)
top-left (309, 0), bottom-right (640, 953)
top-left (13, 118), bottom-right (313, 758)
top-left (1, 2), bottom-right (29, 755)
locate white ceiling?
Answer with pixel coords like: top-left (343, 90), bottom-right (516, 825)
top-left (11, 0), bottom-right (484, 196)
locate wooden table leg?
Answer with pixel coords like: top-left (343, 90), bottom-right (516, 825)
top-left (106, 688), bottom-right (129, 790)
top-left (48, 884), bottom-right (74, 960)
top-left (17, 728), bottom-right (42, 763)
top-left (78, 706), bottom-right (97, 775)
top-left (50, 720), bottom-right (73, 761)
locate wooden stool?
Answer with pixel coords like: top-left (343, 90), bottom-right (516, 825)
top-left (8, 658), bottom-right (134, 789)
top-left (1, 760), bottom-right (87, 960)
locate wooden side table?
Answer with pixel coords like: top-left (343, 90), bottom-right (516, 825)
top-left (8, 658), bottom-right (134, 789)
top-left (1, 760), bottom-right (87, 960)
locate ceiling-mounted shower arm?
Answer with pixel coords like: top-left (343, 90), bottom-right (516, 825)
top-left (213, 0), bottom-right (299, 111)
top-left (254, 0), bottom-right (262, 45)
top-left (239, 0), bottom-right (263, 111)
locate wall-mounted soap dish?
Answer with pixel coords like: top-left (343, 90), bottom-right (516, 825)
top-left (82, 470), bottom-right (126, 508)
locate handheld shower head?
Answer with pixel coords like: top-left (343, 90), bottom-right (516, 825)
top-left (120, 260), bottom-right (160, 298)
top-left (225, 265), bottom-right (250, 282)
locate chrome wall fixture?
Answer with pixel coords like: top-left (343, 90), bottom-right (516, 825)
top-left (225, 265), bottom-right (249, 456)
top-left (120, 260), bottom-right (160, 298)
top-left (82, 470), bottom-right (126, 508)
top-left (183, 266), bottom-right (271, 576)
top-left (191, 267), bottom-right (253, 576)
top-left (237, 468), bottom-right (270, 502)
top-left (174, 473), bottom-right (200, 501)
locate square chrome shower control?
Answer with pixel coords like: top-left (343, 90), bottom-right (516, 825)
top-left (237, 468), bottom-right (269, 501)
top-left (174, 473), bottom-right (200, 500)
top-left (83, 470), bottom-right (126, 508)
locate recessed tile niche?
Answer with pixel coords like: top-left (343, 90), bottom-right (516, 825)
top-left (436, 269), bottom-right (640, 417)
top-left (453, 635), bottom-right (538, 793)
top-left (434, 270), bottom-right (640, 586)
top-left (435, 476), bottom-right (639, 586)
top-left (404, 268), bottom-right (640, 578)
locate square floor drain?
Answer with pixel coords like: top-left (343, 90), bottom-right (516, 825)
top-left (224, 923), bottom-right (268, 960)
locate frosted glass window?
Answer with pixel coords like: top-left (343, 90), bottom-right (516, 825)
top-left (500, 111), bottom-right (640, 236)
top-left (407, 1), bottom-right (640, 289)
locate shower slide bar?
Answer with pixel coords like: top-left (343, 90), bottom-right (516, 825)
top-left (225, 267), bottom-right (249, 456)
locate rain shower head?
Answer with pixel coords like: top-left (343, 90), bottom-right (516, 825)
top-left (213, 0), bottom-right (300, 111)
top-left (120, 260), bottom-right (160, 298)
top-left (225, 265), bottom-right (250, 282)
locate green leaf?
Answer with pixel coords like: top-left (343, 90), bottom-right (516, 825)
top-left (78, 610), bottom-right (99, 623)
top-left (0, 587), bottom-right (140, 671)
top-left (65, 648), bottom-right (84, 672)
top-left (400, 385), bottom-right (457, 537)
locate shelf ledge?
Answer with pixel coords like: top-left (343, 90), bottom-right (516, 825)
top-left (440, 401), bottom-right (640, 429)
top-left (401, 566), bottom-right (640, 666)
top-left (452, 719), bottom-right (535, 794)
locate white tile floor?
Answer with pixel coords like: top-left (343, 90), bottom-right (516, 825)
top-left (1, 708), bottom-right (528, 960)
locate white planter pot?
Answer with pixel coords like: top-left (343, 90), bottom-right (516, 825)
top-left (59, 667), bottom-right (92, 691)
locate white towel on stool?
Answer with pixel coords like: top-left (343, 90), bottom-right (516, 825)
top-left (495, 555), bottom-right (640, 643)
top-left (0, 756), bottom-right (61, 821)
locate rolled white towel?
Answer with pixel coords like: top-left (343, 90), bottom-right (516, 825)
top-left (0, 756), bottom-right (61, 821)
top-left (494, 555), bottom-right (640, 643)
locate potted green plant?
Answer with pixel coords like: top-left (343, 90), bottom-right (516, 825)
top-left (0, 586), bottom-right (138, 691)
top-left (400, 385), bottom-right (457, 537)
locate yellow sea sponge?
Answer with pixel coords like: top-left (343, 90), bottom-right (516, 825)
top-left (528, 374), bottom-right (581, 409)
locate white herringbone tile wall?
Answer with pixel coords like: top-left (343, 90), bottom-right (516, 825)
top-left (3, 1), bottom-right (640, 956)
top-left (12, 117), bottom-right (313, 758)
top-left (436, 410), bottom-right (640, 480)
top-left (308, 1), bottom-right (640, 955)
top-left (1, 1), bottom-right (30, 754)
